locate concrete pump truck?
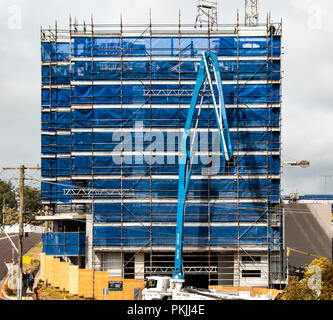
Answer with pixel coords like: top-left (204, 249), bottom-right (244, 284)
top-left (142, 51), bottom-right (272, 301)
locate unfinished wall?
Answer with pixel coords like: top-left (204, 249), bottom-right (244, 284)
top-left (283, 203), bottom-right (332, 267)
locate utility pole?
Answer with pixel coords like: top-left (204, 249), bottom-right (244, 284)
top-left (2, 196), bottom-right (5, 225)
top-left (18, 165), bottom-right (24, 301)
top-left (282, 160), bottom-right (310, 168)
top-left (2, 165), bottom-right (40, 300)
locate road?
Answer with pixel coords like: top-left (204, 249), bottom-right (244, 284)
top-left (0, 232), bottom-right (42, 281)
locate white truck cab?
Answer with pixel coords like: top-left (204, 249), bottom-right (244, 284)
top-left (142, 276), bottom-right (172, 300)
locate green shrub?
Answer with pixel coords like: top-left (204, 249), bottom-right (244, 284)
top-left (5, 287), bottom-right (17, 297)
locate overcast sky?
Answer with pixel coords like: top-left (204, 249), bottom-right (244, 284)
top-left (0, 0), bottom-right (332, 195)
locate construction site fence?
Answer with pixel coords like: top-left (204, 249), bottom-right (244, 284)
top-left (39, 253), bottom-right (145, 300)
top-left (39, 253), bottom-right (282, 299)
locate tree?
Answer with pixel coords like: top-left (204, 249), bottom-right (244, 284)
top-left (0, 179), bottom-right (17, 225)
top-left (0, 179), bottom-right (17, 209)
top-left (277, 276), bottom-right (313, 300)
top-left (22, 185), bottom-right (42, 224)
top-left (0, 179), bottom-right (41, 225)
top-left (278, 258), bottom-right (333, 300)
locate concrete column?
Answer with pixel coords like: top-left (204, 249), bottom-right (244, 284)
top-left (108, 252), bottom-right (122, 277)
top-left (217, 253), bottom-right (234, 286)
top-left (134, 253), bottom-right (145, 280)
top-left (94, 252), bottom-right (102, 271)
top-left (85, 213), bottom-right (93, 269)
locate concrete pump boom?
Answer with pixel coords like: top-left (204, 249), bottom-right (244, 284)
top-left (172, 51), bottom-right (233, 283)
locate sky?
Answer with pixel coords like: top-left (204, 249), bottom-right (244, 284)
top-left (0, 0), bottom-right (332, 195)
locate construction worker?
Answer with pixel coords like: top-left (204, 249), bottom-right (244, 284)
top-left (23, 271), bottom-right (29, 291)
top-left (28, 270), bottom-right (35, 292)
top-left (33, 287), bottom-right (40, 300)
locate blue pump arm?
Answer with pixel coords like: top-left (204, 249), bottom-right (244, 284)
top-left (172, 51), bottom-right (233, 280)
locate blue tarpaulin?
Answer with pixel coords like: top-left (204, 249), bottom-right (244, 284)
top-left (41, 32), bottom-right (282, 250)
top-left (71, 107), bottom-right (280, 128)
top-left (71, 154), bottom-right (280, 176)
top-left (71, 84), bottom-right (280, 105)
top-left (72, 60), bottom-right (280, 81)
top-left (71, 36), bottom-right (281, 57)
top-left (93, 225), bottom-right (280, 247)
top-left (71, 130), bottom-right (280, 152)
top-left (43, 232), bottom-right (85, 255)
top-left (93, 202), bottom-right (269, 223)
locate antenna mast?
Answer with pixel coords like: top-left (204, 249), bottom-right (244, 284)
top-left (195, 0), bottom-right (218, 30)
top-left (245, 0), bottom-right (259, 26)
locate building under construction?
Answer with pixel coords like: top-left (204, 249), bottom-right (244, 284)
top-left (39, 6), bottom-right (284, 290)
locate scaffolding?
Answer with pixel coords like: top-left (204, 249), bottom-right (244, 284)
top-left (40, 13), bottom-right (284, 288)
top-left (195, 0), bottom-right (219, 30)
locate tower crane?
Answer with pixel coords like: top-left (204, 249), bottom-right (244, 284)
top-left (245, 0), bottom-right (259, 27)
top-left (287, 247), bottom-right (328, 259)
top-left (282, 160), bottom-right (310, 168)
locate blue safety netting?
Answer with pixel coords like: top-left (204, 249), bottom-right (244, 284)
top-left (41, 180), bottom-right (73, 203)
top-left (72, 59), bottom-right (280, 81)
top-left (41, 32), bottom-right (282, 250)
top-left (42, 158), bottom-right (71, 178)
top-left (72, 107), bottom-right (280, 128)
top-left (42, 88), bottom-right (71, 108)
top-left (42, 232), bottom-right (85, 255)
top-left (41, 42), bottom-right (70, 62)
top-left (93, 202), bottom-right (269, 223)
top-left (41, 158), bottom-right (56, 178)
top-left (42, 65), bottom-right (71, 85)
top-left (42, 111), bottom-right (71, 131)
top-left (41, 134), bottom-right (56, 154)
top-left (71, 36), bottom-right (281, 57)
top-left (57, 134), bottom-right (71, 153)
top-left (93, 225), bottom-right (281, 247)
top-left (71, 155), bottom-right (280, 176)
top-left (71, 130), bottom-right (279, 152)
top-left (42, 134), bottom-right (71, 154)
top-left (71, 83), bottom-right (280, 105)
top-left (85, 178), bottom-right (279, 202)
